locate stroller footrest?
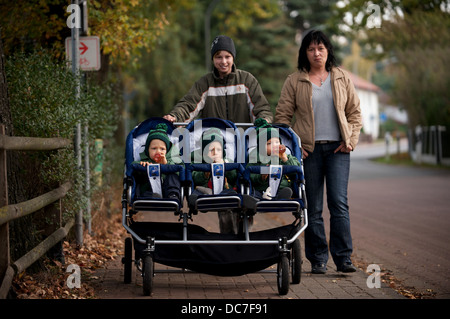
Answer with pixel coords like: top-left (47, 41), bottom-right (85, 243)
top-left (194, 195), bottom-right (242, 212)
top-left (133, 199), bottom-right (180, 212)
top-left (255, 200), bottom-right (302, 213)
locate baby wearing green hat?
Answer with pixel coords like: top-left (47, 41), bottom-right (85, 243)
top-left (189, 127), bottom-right (240, 234)
top-left (133, 123), bottom-right (181, 200)
top-left (191, 127), bottom-right (237, 191)
top-left (139, 123), bottom-right (172, 165)
top-left (246, 118), bottom-right (301, 201)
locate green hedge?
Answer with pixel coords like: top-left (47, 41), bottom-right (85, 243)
top-left (6, 49), bottom-right (120, 222)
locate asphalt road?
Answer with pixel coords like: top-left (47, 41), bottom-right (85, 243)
top-left (347, 140), bottom-right (450, 298)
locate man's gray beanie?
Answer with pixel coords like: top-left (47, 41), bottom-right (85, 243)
top-left (211, 35), bottom-right (236, 59)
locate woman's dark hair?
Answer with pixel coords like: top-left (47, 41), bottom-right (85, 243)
top-left (297, 30), bottom-right (337, 72)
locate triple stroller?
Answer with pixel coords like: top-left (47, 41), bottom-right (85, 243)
top-left (121, 117), bottom-right (308, 295)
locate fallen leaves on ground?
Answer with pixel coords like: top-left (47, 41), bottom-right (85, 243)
top-left (353, 256), bottom-right (436, 299)
top-left (12, 187), bottom-right (127, 299)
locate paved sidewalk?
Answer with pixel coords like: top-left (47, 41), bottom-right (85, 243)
top-left (95, 209), bottom-right (404, 300)
top-left (96, 252), bottom-right (403, 300)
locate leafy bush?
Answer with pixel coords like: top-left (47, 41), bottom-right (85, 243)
top-left (6, 49), bottom-right (120, 222)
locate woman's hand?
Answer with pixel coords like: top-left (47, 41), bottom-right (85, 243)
top-left (334, 141), bottom-right (352, 153)
top-left (301, 149), bottom-right (309, 159)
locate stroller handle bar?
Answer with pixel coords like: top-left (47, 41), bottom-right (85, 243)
top-left (185, 163), bottom-right (245, 180)
top-left (131, 163), bottom-right (185, 176)
top-left (245, 165), bottom-right (304, 180)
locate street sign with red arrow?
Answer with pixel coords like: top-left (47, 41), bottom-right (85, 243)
top-left (79, 41), bottom-right (88, 55)
top-left (65, 36), bottom-right (101, 71)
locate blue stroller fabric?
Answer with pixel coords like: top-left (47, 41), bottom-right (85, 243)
top-left (243, 124), bottom-right (306, 212)
top-left (184, 118), bottom-right (245, 212)
top-left (125, 117), bottom-right (185, 206)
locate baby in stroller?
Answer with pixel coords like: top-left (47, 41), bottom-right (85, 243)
top-left (190, 127), bottom-right (238, 196)
top-left (188, 127), bottom-right (241, 234)
top-left (132, 123), bottom-right (181, 201)
top-left (246, 118), bottom-right (301, 203)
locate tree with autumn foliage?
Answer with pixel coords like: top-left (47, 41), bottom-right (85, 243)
top-left (0, 0), bottom-right (189, 62)
top-left (329, 0), bottom-right (450, 128)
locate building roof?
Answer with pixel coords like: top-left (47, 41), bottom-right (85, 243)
top-left (344, 69), bottom-right (380, 92)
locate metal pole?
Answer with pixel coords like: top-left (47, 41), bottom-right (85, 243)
top-left (71, 0), bottom-right (80, 87)
top-left (437, 126), bottom-right (446, 165)
top-left (84, 124), bottom-right (91, 234)
top-left (75, 123), bottom-right (83, 245)
top-left (71, 0), bottom-right (83, 245)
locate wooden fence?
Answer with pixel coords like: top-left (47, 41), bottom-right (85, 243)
top-left (408, 125), bottom-right (450, 166)
top-left (0, 124), bottom-right (73, 298)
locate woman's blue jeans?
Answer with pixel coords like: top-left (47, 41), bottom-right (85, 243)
top-left (303, 142), bottom-right (353, 267)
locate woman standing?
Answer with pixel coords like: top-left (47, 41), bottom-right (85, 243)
top-left (275, 30), bottom-right (362, 274)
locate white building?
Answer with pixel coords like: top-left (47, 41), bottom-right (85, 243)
top-left (346, 70), bottom-right (381, 139)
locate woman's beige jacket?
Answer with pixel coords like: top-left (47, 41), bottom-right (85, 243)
top-left (275, 67), bottom-right (362, 153)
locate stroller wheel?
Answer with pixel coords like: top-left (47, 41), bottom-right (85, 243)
top-left (142, 255), bottom-right (154, 296)
top-left (123, 237), bottom-right (132, 284)
top-left (277, 255), bottom-right (290, 295)
top-left (291, 239), bottom-right (302, 284)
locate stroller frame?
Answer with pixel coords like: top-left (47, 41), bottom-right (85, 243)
top-left (121, 119), bottom-right (308, 296)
